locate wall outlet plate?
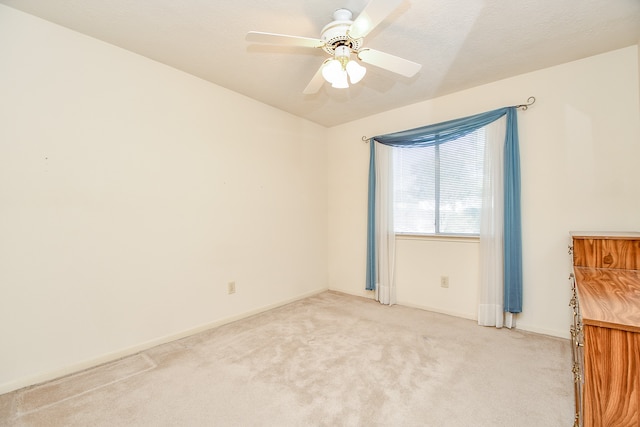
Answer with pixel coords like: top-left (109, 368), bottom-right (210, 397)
top-left (440, 276), bottom-right (449, 288)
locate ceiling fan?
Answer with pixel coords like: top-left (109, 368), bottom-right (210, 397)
top-left (246, 0), bottom-right (422, 94)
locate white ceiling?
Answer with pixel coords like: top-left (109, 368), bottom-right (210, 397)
top-left (2, 0), bottom-right (639, 127)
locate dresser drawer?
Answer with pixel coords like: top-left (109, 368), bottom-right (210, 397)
top-left (572, 236), bottom-right (640, 269)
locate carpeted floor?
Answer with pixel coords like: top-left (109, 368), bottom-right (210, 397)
top-left (1, 291), bottom-right (574, 426)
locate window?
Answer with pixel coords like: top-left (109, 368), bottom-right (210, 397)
top-left (393, 129), bottom-right (485, 235)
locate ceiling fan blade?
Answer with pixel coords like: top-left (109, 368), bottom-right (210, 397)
top-left (348, 0), bottom-right (403, 40)
top-left (246, 31), bottom-right (325, 48)
top-left (303, 62), bottom-right (327, 95)
top-left (357, 48), bottom-right (421, 78)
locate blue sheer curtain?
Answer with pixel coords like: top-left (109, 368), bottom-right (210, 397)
top-left (365, 140), bottom-right (376, 291)
top-left (365, 107), bottom-right (522, 313)
top-left (503, 108), bottom-right (522, 313)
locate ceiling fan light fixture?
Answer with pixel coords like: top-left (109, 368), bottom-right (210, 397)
top-left (323, 45), bottom-right (366, 88)
top-left (322, 59), bottom-right (343, 84)
top-left (346, 60), bottom-right (366, 84)
top-left (331, 70), bottom-right (349, 89)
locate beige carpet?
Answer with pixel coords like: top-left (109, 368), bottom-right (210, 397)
top-left (1, 291), bottom-right (574, 426)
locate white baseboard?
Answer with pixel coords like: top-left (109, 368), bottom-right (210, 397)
top-left (396, 300), bottom-right (478, 321)
top-left (398, 301), bottom-right (569, 339)
top-left (332, 288), bottom-right (569, 340)
top-left (328, 287), bottom-right (377, 300)
top-left (0, 287), bottom-right (328, 395)
top-left (329, 288), bottom-right (477, 321)
top-left (513, 323), bottom-right (570, 340)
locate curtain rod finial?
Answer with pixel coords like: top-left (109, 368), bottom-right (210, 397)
top-left (515, 96), bottom-right (536, 110)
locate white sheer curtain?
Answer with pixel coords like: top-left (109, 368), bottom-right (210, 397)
top-left (478, 116), bottom-right (515, 328)
top-left (368, 107), bottom-right (522, 317)
top-left (374, 142), bottom-right (396, 305)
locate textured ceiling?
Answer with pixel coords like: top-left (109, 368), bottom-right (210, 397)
top-left (2, 0), bottom-right (639, 127)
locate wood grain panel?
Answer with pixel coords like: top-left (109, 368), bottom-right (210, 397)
top-left (571, 233), bottom-right (640, 427)
top-left (574, 267), bottom-right (640, 333)
top-left (573, 238), bottom-right (640, 269)
top-left (583, 325), bottom-right (640, 427)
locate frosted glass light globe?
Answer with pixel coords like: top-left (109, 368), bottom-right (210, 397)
top-left (346, 60), bottom-right (367, 84)
top-left (322, 60), bottom-right (342, 84)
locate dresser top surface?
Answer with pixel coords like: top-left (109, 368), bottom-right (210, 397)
top-left (574, 267), bottom-right (640, 332)
top-left (571, 231), bottom-right (640, 240)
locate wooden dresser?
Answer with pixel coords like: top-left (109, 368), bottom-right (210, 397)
top-left (570, 232), bottom-right (640, 427)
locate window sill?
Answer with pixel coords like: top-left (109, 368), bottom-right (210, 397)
top-left (395, 233), bottom-right (480, 243)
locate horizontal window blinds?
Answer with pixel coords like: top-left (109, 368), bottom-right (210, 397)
top-left (393, 129), bottom-right (485, 235)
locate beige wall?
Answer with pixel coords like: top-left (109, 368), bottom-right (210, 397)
top-left (2, 2), bottom-right (639, 396)
top-left (0, 5), bottom-right (328, 393)
top-left (327, 45), bottom-right (640, 337)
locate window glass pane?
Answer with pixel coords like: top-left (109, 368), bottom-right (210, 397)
top-left (439, 131), bottom-right (484, 234)
top-left (393, 146), bottom-right (435, 234)
top-left (392, 129), bottom-right (485, 235)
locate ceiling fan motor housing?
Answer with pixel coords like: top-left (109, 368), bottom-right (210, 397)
top-left (321, 9), bottom-right (362, 55)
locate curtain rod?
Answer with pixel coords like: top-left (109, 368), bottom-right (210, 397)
top-left (361, 96), bottom-right (536, 142)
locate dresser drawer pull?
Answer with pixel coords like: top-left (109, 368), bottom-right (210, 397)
top-left (572, 363), bottom-right (582, 383)
top-left (570, 296), bottom-right (580, 311)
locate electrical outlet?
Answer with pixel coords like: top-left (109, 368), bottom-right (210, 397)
top-left (227, 281), bottom-right (236, 295)
top-left (440, 276), bottom-right (449, 288)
